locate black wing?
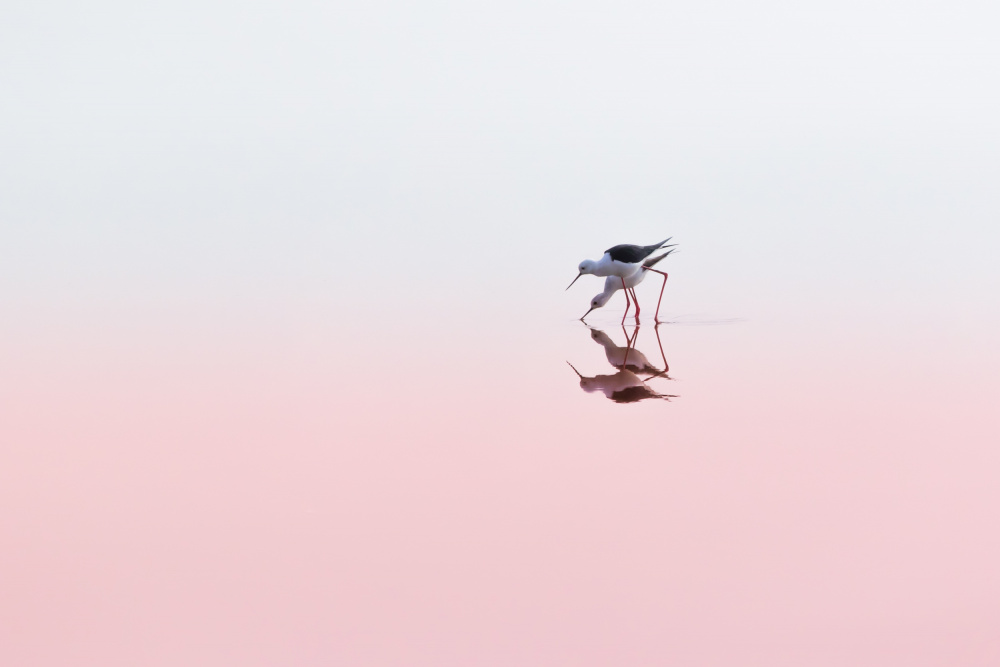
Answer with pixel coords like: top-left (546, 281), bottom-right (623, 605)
top-left (605, 237), bottom-right (672, 263)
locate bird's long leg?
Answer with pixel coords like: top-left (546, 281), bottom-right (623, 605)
top-left (630, 288), bottom-right (640, 320)
top-left (645, 268), bottom-right (669, 323)
top-left (620, 277), bottom-right (631, 325)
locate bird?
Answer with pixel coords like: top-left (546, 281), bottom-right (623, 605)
top-left (566, 237), bottom-right (674, 291)
top-left (580, 249), bottom-right (676, 322)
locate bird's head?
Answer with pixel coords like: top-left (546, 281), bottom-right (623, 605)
top-left (580, 291), bottom-right (612, 320)
top-left (566, 260), bottom-right (596, 290)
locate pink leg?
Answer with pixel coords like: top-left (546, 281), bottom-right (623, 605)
top-left (622, 290), bottom-right (631, 324)
top-left (620, 277), bottom-right (631, 325)
top-left (645, 269), bottom-right (669, 323)
top-left (630, 288), bottom-right (640, 319)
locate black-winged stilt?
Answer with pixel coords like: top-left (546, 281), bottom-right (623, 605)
top-left (565, 237), bottom-right (674, 291)
top-left (580, 248), bottom-right (676, 323)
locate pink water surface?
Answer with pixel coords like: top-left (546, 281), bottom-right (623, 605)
top-left (2, 303), bottom-right (998, 667)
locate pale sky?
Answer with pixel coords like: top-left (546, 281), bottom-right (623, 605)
top-left (2, 1), bottom-right (999, 322)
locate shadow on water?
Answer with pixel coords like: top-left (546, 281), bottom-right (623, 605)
top-left (567, 324), bottom-right (677, 404)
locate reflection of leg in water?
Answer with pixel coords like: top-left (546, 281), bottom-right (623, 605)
top-left (621, 323), bottom-right (638, 369)
top-left (648, 323), bottom-right (671, 380)
top-left (655, 324), bottom-right (667, 372)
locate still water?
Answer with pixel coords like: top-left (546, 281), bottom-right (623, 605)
top-left (3, 300), bottom-right (998, 666)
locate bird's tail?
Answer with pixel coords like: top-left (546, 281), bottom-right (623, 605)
top-left (643, 247), bottom-right (677, 268)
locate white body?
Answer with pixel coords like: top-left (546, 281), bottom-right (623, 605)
top-left (601, 266), bottom-right (649, 295)
top-left (586, 254), bottom-right (644, 279)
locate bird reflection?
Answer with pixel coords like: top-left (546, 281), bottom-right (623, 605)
top-left (567, 325), bottom-right (676, 404)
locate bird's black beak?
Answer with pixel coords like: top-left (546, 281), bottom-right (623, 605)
top-left (580, 305), bottom-right (596, 320)
top-left (566, 272), bottom-right (583, 290)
